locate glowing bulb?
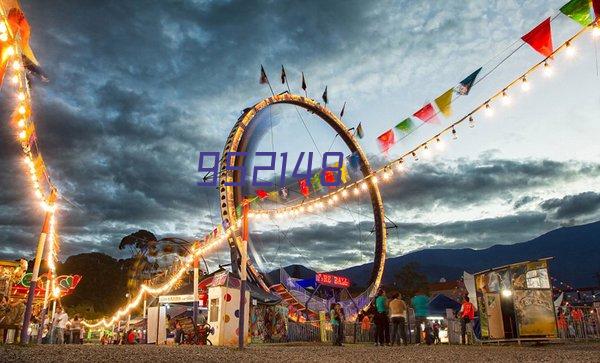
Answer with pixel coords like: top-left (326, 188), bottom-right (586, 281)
top-left (521, 77), bottom-right (530, 92)
top-left (24, 156), bottom-right (32, 165)
top-left (332, 194), bottom-right (339, 202)
top-left (565, 42), bottom-right (575, 58)
top-left (360, 182), bottom-right (368, 191)
top-left (53, 286), bottom-right (61, 298)
top-left (501, 289), bottom-right (512, 297)
top-left (395, 160), bottom-right (404, 172)
top-left (18, 130), bottom-right (26, 139)
top-left (6, 46), bottom-right (14, 56)
top-left (17, 92), bottom-right (25, 101)
top-left (412, 151), bottom-right (418, 161)
top-left (468, 116), bottom-right (475, 128)
top-left (484, 103), bottom-right (493, 117)
top-left (299, 206), bottom-right (305, 213)
top-left (451, 127), bottom-right (458, 140)
top-left (11, 75), bottom-right (19, 84)
top-left (435, 137), bottom-right (445, 151)
top-left (501, 90), bottom-right (511, 106)
top-left (543, 61), bottom-right (552, 78)
top-left (371, 175), bottom-right (378, 184)
top-left (0, 33), bottom-right (7, 42)
top-left (593, 26), bottom-right (600, 38)
top-left (0, 23), bottom-right (7, 33)
top-left (18, 105), bottom-right (26, 114)
top-left (307, 205), bottom-right (313, 212)
top-left (422, 144), bottom-right (431, 159)
top-left (17, 118), bottom-right (25, 128)
top-left (35, 190), bottom-right (42, 199)
top-left (12, 60), bottom-right (21, 70)
top-left (382, 171), bottom-right (391, 181)
top-left (353, 187), bottom-right (360, 196)
top-left (341, 189), bottom-right (348, 198)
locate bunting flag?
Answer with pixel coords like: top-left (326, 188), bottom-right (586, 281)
top-left (456, 68), bottom-right (482, 95)
top-left (593, 0), bottom-right (600, 19)
top-left (521, 17), bottom-right (553, 57)
top-left (222, 220), bottom-right (230, 230)
top-left (280, 65), bottom-right (287, 84)
top-left (435, 88), bottom-right (454, 117)
top-left (322, 86), bottom-right (328, 104)
top-left (6, 6), bottom-right (38, 65)
top-left (267, 191), bottom-right (280, 202)
top-left (279, 187), bottom-right (288, 200)
top-left (377, 129), bottom-right (396, 154)
top-left (395, 118), bottom-right (416, 133)
top-left (560, 0), bottom-right (592, 26)
top-left (23, 54), bottom-right (48, 82)
top-left (324, 170), bottom-right (336, 189)
top-left (236, 204), bottom-right (242, 218)
top-left (301, 72), bottom-right (307, 92)
top-left (333, 162), bottom-right (350, 183)
top-left (348, 152), bottom-right (360, 170)
top-left (256, 189), bottom-right (268, 199)
top-left (259, 65), bottom-right (268, 84)
top-left (340, 102), bottom-right (346, 118)
top-left (310, 172), bottom-right (322, 192)
top-left (356, 123), bottom-right (364, 139)
top-left (413, 103), bottom-right (439, 123)
top-left (298, 179), bottom-right (309, 197)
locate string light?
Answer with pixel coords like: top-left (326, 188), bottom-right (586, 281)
top-left (395, 159), bottom-right (404, 172)
top-left (412, 151), bottom-right (418, 161)
top-left (501, 90), bottom-right (511, 105)
top-left (484, 102), bottom-right (493, 117)
top-left (17, 92), bottom-right (25, 101)
top-left (521, 76), bottom-right (530, 92)
top-left (452, 127), bottom-right (458, 140)
top-left (565, 41), bottom-right (575, 57)
top-left (422, 143), bottom-right (431, 159)
top-left (0, 22), bottom-right (7, 34)
top-left (12, 60), bottom-right (21, 70)
top-left (341, 189), bottom-right (348, 198)
top-left (543, 61), bottom-right (552, 78)
top-left (468, 115), bottom-right (475, 128)
top-left (435, 137), bottom-right (445, 151)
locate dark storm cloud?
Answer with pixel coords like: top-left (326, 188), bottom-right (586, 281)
top-left (540, 192), bottom-right (600, 220)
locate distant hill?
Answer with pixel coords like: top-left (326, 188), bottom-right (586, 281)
top-left (272, 221), bottom-right (600, 288)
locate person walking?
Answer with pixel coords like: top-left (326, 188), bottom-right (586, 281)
top-left (335, 303), bottom-right (345, 346)
top-left (459, 295), bottom-right (475, 344)
top-left (70, 314), bottom-right (82, 344)
top-left (51, 306), bottom-right (69, 344)
top-left (359, 313), bottom-right (371, 342)
top-left (329, 303), bottom-right (340, 346)
top-left (389, 292), bottom-right (408, 346)
top-left (411, 291), bottom-right (429, 344)
top-left (374, 288), bottom-right (390, 346)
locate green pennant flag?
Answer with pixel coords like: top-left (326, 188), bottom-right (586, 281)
top-left (310, 172), bottom-right (322, 192)
top-left (560, 0), bottom-right (592, 27)
top-left (395, 118), bottom-right (415, 133)
top-left (236, 204), bottom-right (242, 218)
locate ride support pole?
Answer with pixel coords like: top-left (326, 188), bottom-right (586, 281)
top-left (193, 246), bottom-right (199, 325)
top-left (238, 198), bottom-right (249, 349)
top-left (20, 191), bottom-right (56, 344)
top-left (36, 274), bottom-right (52, 343)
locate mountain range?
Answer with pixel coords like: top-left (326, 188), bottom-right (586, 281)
top-left (271, 221), bottom-right (600, 288)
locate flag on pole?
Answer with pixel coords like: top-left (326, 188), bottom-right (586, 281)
top-left (560, 0), bottom-right (592, 26)
top-left (435, 88), bottom-right (454, 117)
top-left (377, 129), bottom-right (396, 154)
top-left (395, 118), bottom-right (416, 133)
top-left (256, 189), bottom-right (268, 199)
top-left (280, 65), bottom-right (287, 84)
top-left (259, 65), bottom-right (268, 84)
top-left (521, 17), bottom-right (553, 57)
top-left (322, 86), bottom-right (328, 104)
top-left (356, 123), bottom-right (364, 139)
top-left (298, 179), bottom-right (310, 197)
top-left (456, 68), bottom-right (482, 95)
top-left (310, 172), bottom-right (322, 192)
top-left (340, 102), bottom-right (346, 118)
top-left (301, 72), bottom-right (307, 92)
top-left (413, 103), bottom-right (439, 123)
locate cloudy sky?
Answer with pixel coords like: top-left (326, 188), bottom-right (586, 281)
top-left (1, 0), bottom-right (599, 274)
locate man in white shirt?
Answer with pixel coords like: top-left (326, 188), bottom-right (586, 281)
top-left (52, 306), bottom-right (69, 344)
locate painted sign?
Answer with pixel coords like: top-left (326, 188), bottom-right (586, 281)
top-left (315, 273), bottom-right (351, 288)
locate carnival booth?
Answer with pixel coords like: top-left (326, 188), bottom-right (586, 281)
top-left (207, 271), bottom-right (250, 346)
top-left (471, 257), bottom-right (557, 341)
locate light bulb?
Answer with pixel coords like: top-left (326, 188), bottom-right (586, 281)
top-left (17, 92), bottom-right (25, 101)
top-left (371, 176), bottom-right (378, 184)
top-left (0, 33), bottom-right (7, 42)
top-left (382, 171), bottom-right (391, 181)
top-left (327, 198), bottom-right (334, 206)
top-left (435, 137), bottom-right (445, 151)
top-left (452, 127), bottom-right (458, 140)
top-left (18, 105), bottom-right (26, 114)
top-left (484, 103), bottom-right (493, 117)
top-left (521, 77), bottom-right (530, 92)
top-left (0, 23), bottom-right (7, 33)
top-left (19, 130), bottom-right (26, 139)
top-left (332, 194), bottom-right (339, 202)
top-left (422, 144), bottom-right (431, 158)
top-left (468, 116), bottom-right (475, 128)
top-left (543, 61), bottom-right (552, 78)
top-left (35, 190), bottom-right (42, 199)
top-left (17, 118), bottom-right (25, 128)
top-left (395, 160), bottom-right (404, 172)
top-left (12, 60), bottom-right (21, 70)
top-left (501, 90), bottom-right (511, 106)
top-left (11, 75), bottom-right (19, 84)
top-left (341, 189), bottom-right (348, 198)
top-left (360, 182), bottom-right (368, 191)
top-left (353, 187), bottom-right (360, 196)
top-left (593, 26), bottom-right (600, 38)
top-left (6, 46), bottom-right (14, 56)
top-left (565, 42), bottom-right (576, 58)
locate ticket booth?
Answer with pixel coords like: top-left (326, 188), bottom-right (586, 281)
top-left (207, 272), bottom-right (250, 346)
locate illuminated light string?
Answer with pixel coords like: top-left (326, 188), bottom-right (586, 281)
top-left (0, 12), bottom-right (61, 286)
top-left (248, 22), bottom-right (597, 218)
top-left (551, 277), bottom-right (599, 301)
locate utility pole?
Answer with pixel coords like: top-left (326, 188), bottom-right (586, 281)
top-left (21, 190), bottom-right (57, 344)
top-left (238, 198), bottom-right (249, 349)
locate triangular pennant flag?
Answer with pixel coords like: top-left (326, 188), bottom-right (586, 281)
top-left (256, 189), bottom-right (268, 199)
top-left (347, 152), bottom-right (360, 170)
top-left (236, 204), bottom-right (242, 218)
top-left (279, 187), bottom-right (288, 200)
top-left (301, 72), bottom-right (307, 91)
top-left (6, 7), bottom-right (39, 65)
top-left (298, 179), bottom-right (309, 197)
top-left (340, 102), bottom-right (346, 118)
top-left (521, 18), bottom-right (553, 57)
top-left (333, 162), bottom-right (350, 183)
top-left (322, 86), bottom-right (328, 104)
top-left (560, 0), bottom-right (592, 26)
top-left (310, 172), bottom-right (322, 192)
top-left (259, 65), bottom-right (268, 84)
top-left (413, 103), bottom-right (439, 123)
top-left (356, 123), bottom-right (364, 139)
top-left (324, 170), bottom-right (336, 189)
top-left (280, 65), bottom-right (287, 84)
top-left (593, 0), bottom-right (600, 19)
top-left (456, 68), bottom-right (482, 95)
top-left (395, 118), bottom-right (416, 133)
top-left (434, 88), bottom-right (454, 117)
top-left (267, 191), bottom-right (280, 202)
top-left (377, 129), bottom-right (396, 154)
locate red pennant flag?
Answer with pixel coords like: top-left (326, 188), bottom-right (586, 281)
top-left (413, 103), bottom-right (439, 123)
top-left (377, 129), bottom-right (396, 154)
top-left (256, 189), bottom-right (268, 199)
top-left (521, 18), bottom-right (553, 57)
top-left (324, 170), bottom-right (336, 189)
top-left (594, 0), bottom-right (600, 19)
top-left (298, 179), bottom-right (309, 197)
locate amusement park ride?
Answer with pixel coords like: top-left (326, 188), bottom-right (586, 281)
top-left (1, 0), bottom-right (600, 348)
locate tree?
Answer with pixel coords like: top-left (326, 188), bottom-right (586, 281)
top-left (393, 262), bottom-right (429, 299)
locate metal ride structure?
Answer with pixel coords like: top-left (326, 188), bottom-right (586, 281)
top-left (218, 92), bottom-right (387, 297)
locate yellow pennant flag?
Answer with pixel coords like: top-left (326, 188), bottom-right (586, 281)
top-left (434, 88), bottom-right (454, 117)
top-left (333, 162), bottom-right (350, 183)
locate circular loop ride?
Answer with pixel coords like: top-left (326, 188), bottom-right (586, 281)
top-left (218, 92), bottom-right (386, 292)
